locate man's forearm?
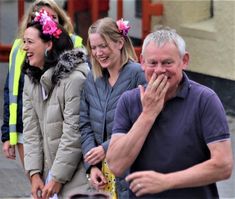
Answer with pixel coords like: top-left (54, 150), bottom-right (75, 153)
top-left (167, 141), bottom-right (233, 190)
top-left (107, 112), bottom-right (156, 176)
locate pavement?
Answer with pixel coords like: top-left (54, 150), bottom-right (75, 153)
top-left (0, 120), bottom-right (31, 198)
top-left (217, 116), bottom-right (235, 198)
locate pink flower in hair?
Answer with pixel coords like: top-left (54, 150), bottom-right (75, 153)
top-left (43, 20), bottom-right (57, 35)
top-left (34, 9), bottom-right (62, 39)
top-left (53, 29), bottom-right (62, 39)
top-left (116, 18), bottom-right (130, 36)
top-left (34, 9), bottom-right (50, 24)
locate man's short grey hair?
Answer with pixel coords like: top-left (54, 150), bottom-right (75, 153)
top-left (141, 27), bottom-right (186, 58)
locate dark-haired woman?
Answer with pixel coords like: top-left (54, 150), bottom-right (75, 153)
top-left (23, 10), bottom-right (90, 199)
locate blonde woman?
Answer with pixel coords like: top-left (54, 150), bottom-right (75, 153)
top-left (80, 17), bottom-right (146, 199)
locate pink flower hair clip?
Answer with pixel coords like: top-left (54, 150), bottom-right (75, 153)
top-left (116, 18), bottom-right (130, 36)
top-left (34, 9), bottom-right (62, 39)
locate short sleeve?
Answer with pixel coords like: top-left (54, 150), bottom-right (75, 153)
top-left (200, 92), bottom-right (230, 144)
top-left (112, 89), bottom-right (142, 135)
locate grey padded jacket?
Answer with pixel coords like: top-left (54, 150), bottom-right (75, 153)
top-left (23, 48), bottom-right (91, 198)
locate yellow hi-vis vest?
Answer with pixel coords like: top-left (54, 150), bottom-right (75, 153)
top-left (9, 34), bottom-right (83, 145)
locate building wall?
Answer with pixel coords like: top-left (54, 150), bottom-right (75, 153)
top-left (152, 0), bottom-right (235, 81)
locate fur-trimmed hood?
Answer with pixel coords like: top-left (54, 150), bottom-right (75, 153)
top-left (52, 47), bottom-right (89, 84)
top-left (40, 48), bottom-right (89, 99)
top-left (24, 47), bottom-right (89, 84)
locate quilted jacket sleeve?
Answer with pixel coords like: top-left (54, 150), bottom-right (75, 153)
top-left (23, 76), bottom-right (43, 176)
top-left (1, 74), bottom-right (10, 142)
top-left (79, 75), bottom-right (98, 172)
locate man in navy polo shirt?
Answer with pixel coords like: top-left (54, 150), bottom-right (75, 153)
top-left (106, 27), bottom-right (233, 199)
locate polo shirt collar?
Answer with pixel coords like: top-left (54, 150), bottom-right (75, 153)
top-left (175, 72), bottom-right (191, 99)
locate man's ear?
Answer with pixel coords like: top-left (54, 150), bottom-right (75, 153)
top-left (140, 54), bottom-right (145, 71)
top-left (182, 52), bottom-right (189, 70)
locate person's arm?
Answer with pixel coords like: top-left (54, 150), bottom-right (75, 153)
top-left (126, 140), bottom-right (233, 196)
top-left (1, 74), bottom-right (15, 160)
top-left (1, 73), bottom-right (10, 143)
top-left (23, 77), bottom-right (43, 176)
top-left (79, 76), bottom-right (102, 171)
top-left (2, 38), bottom-right (25, 158)
top-left (107, 74), bottom-right (169, 176)
top-left (80, 84), bottom-right (97, 157)
top-left (168, 140), bottom-right (233, 187)
top-left (107, 111), bottom-right (156, 177)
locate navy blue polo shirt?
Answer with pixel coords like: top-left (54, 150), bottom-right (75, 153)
top-left (112, 73), bottom-right (229, 199)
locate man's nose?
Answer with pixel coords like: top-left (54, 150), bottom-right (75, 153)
top-left (154, 63), bottom-right (166, 74)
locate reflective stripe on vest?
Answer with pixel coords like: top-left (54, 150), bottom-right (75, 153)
top-left (9, 39), bottom-right (25, 145)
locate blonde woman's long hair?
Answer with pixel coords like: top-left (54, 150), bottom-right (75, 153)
top-left (87, 17), bottom-right (137, 79)
top-left (18, 0), bottom-right (74, 39)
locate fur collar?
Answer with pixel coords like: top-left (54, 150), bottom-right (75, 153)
top-left (52, 47), bottom-right (88, 84)
top-left (39, 48), bottom-right (89, 100)
top-left (24, 47), bottom-right (88, 85)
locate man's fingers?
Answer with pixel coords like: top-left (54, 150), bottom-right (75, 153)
top-left (156, 75), bottom-right (168, 95)
top-left (148, 72), bottom-right (157, 85)
top-left (139, 85), bottom-right (144, 100)
top-left (160, 81), bottom-right (169, 96)
top-left (130, 182), bottom-right (143, 194)
top-left (146, 74), bottom-right (166, 92)
top-left (152, 75), bottom-right (167, 90)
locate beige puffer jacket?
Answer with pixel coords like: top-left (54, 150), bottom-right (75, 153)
top-left (23, 48), bottom-right (91, 198)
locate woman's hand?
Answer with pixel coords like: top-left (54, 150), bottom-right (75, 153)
top-left (90, 166), bottom-right (107, 190)
top-left (84, 146), bottom-right (105, 165)
top-left (31, 173), bottom-right (44, 199)
top-left (2, 141), bottom-right (16, 160)
top-left (42, 179), bottom-right (62, 199)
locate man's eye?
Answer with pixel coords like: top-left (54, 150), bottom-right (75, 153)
top-left (163, 61), bottom-right (173, 66)
top-left (148, 62), bottom-right (157, 67)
